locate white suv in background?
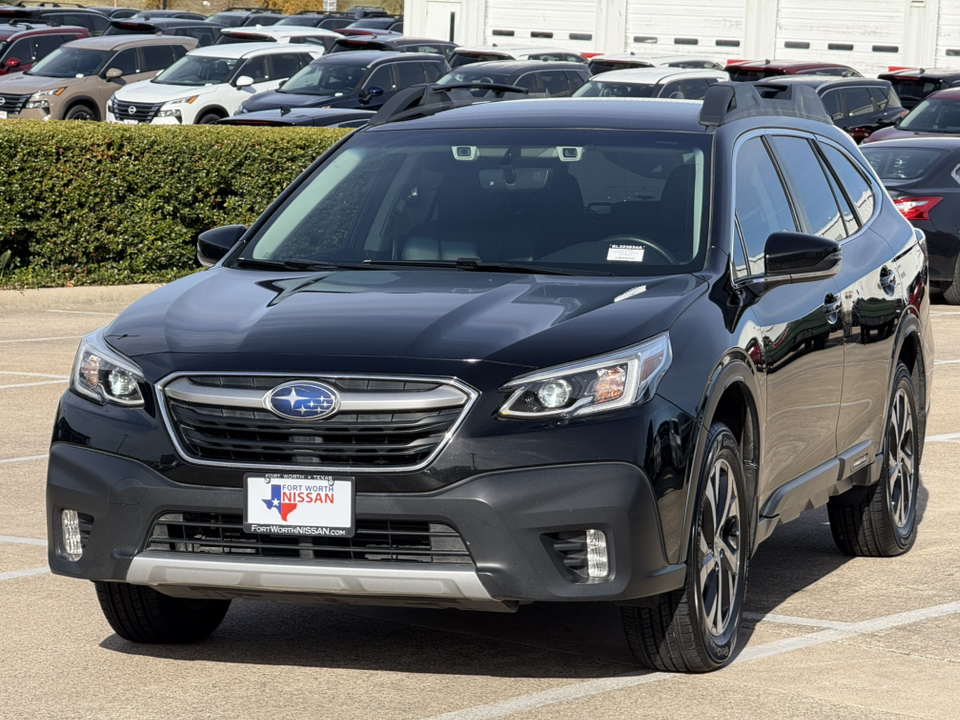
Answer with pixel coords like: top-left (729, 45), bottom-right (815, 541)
top-left (215, 26), bottom-right (343, 53)
top-left (573, 67), bottom-right (729, 100)
top-left (106, 43), bottom-right (322, 124)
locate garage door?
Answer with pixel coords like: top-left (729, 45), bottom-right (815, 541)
top-left (625, 0), bottom-right (746, 56)
top-left (776, 0), bottom-right (905, 77)
top-left (484, 0), bottom-right (598, 47)
top-left (936, 3), bottom-right (960, 68)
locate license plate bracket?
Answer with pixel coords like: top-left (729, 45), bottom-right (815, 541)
top-left (243, 473), bottom-right (355, 537)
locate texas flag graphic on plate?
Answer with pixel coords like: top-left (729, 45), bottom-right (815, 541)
top-left (244, 473), bottom-right (355, 537)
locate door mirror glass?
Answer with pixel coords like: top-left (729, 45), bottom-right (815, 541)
top-left (764, 232), bottom-right (842, 283)
top-left (198, 225), bottom-right (247, 267)
top-left (235, 75), bottom-right (254, 88)
top-left (104, 67), bottom-right (122, 79)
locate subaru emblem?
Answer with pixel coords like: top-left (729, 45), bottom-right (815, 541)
top-left (127, 106), bottom-right (137, 115)
top-left (266, 381), bottom-right (339, 421)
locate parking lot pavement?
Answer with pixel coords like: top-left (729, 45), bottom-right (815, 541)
top-left (1, 286), bottom-right (959, 719)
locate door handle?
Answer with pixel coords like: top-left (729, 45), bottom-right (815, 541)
top-left (880, 266), bottom-right (897, 292)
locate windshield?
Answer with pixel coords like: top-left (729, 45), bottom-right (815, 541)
top-left (573, 81), bottom-right (658, 98)
top-left (861, 147), bottom-right (946, 180)
top-left (207, 13), bottom-right (246, 27)
top-left (279, 62), bottom-right (364, 95)
top-left (153, 54), bottom-right (238, 85)
top-left (216, 33), bottom-right (274, 45)
top-left (237, 128), bottom-right (712, 277)
top-left (898, 96), bottom-right (960, 132)
top-left (27, 47), bottom-right (111, 78)
top-left (890, 79), bottom-right (943, 106)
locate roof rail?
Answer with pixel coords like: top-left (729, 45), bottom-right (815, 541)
top-left (367, 82), bottom-right (528, 128)
top-left (699, 81), bottom-right (832, 128)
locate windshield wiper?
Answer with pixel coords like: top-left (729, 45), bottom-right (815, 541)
top-left (362, 259), bottom-right (612, 276)
top-left (233, 257), bottom-right (372, 271)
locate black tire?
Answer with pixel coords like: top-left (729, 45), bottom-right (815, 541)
top-left (827, 363), bottom-right (919, 556)
top-left (63, 104), bottom-right (98, 121)
top-left (197, 113), bottom-right (222, 125)
top-left (621, 421), bottom-right (749, 672)
top-left (943, 261), bottom-right (960, 305)
top-left (95, 581), bottom-right (230, 644)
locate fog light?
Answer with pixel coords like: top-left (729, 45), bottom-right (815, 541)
top-left (61, 509), bottom-right (83, 561)
top-left (537, 379), bottom-right (572, 409)
top-left (585, 529), bottom-right (608, 578)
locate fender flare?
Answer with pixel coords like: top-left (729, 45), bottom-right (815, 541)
top-left (61, 96), bottom-right (100, 121)
top-left (193, 105), bottom-right (229, 123)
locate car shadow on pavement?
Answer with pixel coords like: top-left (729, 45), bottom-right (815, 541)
top-left (99, 480), bottom-right (929, 677)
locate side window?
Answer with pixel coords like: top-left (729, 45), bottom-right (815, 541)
top-left (108, 48), bottom-right (140, 75)
top-left (141, 45), bottom-right (175, 73)
top-left (422, 62), bottom-right (443, 83)
top-left (820, 90), bottom-right (843, 120)
top-left (514, 72), bottom-right (541, 94)
top-left (31, 35), bottom-right (69, 60)
top-left (565, 71), bottom-right (587, 92)
top-left (732, 221), bottom-right (749, 278)
top-left (408, 44), bottom-right (440, 55)
top-left (821, 144), bottom-right (876, 225)
top-left (3, 38), bottom-right (34, 63)
top-left (394, 61), bottom-right (426, 88)
top-left (660, 80), bottom-right (682, 98)
top-left (842, 87), bottom-right (875, 117)
top-left (269, 53), bottom-right (307, 80)
top-left (562, 53), bottom-right (585, 64)
top-left (734, 136), bottom-right (798, 274)
top-left (680, 77), bottom-right (711, 100)
top-left (183, 27), bottom-right (217, 47)
top-left (364, 64), bottom-right (396, 91)
top-left (769, 135), bottom-right (846, 241)
top-left (239, 56), bottom-right (270, 83)
top-left (170, 44), bottom-right (188, 61)
top-left (539, 70), bottom-right (571, 97)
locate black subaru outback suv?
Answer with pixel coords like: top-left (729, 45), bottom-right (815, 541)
top-left (47, 83), bottom-right (932, 673)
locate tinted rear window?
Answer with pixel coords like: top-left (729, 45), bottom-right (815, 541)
top-left (861, 147), bottom-right (947, 181)
top-left (890, 78), bottom-right (943, 103)
top-left (587, 60), bottom-right (652, 75)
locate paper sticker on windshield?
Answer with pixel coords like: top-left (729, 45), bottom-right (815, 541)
top-left (607, 244), bottom-right (645, 263)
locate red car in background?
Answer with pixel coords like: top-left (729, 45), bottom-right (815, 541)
top-left (0, 21), bottom-right (88, 75)
top-left (725, 59), bottom-right (862, 81)
top-left (863, 88), bottom-right (960, 144)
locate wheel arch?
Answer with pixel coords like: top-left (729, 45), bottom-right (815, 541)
top-left (194, 105), bottom-right (229, 123)
top-left (61, 96), bottom-right (100, 121)
top-left (674, 353), bottom-right (762, 565)
top-left (889, 314), bottom-right (928, 449)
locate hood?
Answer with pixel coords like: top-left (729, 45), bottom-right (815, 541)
top-left (113, 79), bottom-right (220, 103)
top-left (0, 72), bottom-right (76, 94)
top-left (242, 88), bottom-right (343, 111)
top-left (106, 268), bottom-right (705, 375)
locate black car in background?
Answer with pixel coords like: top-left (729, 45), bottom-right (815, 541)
top-left (87, 6), bottom-right (138, 20)
top-left (878, 68), bottom-right (960, 110)
top-left (345, 16), bottom-right (403, 33)
top-left (437, 60), bottom-right (589, 98)
top-left (128, 10), bottom-right (207, 22)
top-left (206, 8), bottom-right (285, 28)
top-left (219, 106), bottom-right (374, 127)
top-left (862, 137), bottom-right (960, 302)
top-left (237, 51), bottom-right (449, 114)
top-left (757, 76), bottom-right (906, 142)
top-left (104, 19), bottom-right (224, 47)
top-left (0, 5), bottom-right (110, 35)
top-left (329, 35), bottom-right (456, 60)
top-left (275, 12), bottom-right (356, 31)
top-left (48, 82), bottom-right (931, 676)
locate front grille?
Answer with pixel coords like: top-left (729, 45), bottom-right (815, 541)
top-left (146, 512), bottom-right (473, 565)
top-left (0, 93), bottom-right (30, 114)
top-left (160, 374), bottom-right (473, 471)
top-left (111, 98), bottom-right (163, 122)
top-left (78, 512), bottom-right (94, 549)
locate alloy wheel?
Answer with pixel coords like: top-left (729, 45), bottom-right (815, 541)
top-left (698, 457), bottom-right (741, 637)
top-left (886, 387), bottom-right (915, 528)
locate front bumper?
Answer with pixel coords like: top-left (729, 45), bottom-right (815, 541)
top-left (47, 443), bottom-right (685, 611)
top-left (106, 109), bottom-right (181, 125)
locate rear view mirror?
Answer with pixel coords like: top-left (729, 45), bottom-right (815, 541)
top-left (4, 57), bottom-right (21, 70)
top-left (235, 75), bottom-right (254, 88)
top-left (764, 232), bottom-right (841, 284)
top-left (197, 225), bottom-right (247, 267)
top-left (104, 67), bottom-right (122, 79)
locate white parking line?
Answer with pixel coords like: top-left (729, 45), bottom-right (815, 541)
top-left (421, 600), bottom-right (960, 720)
top-left (0, 455), bottom-right (47, 465)
top-left (925, 432), bottom-right (960, 443)
top-left (934, 359), bottom-right (960, 365)
top-left (0, 336), bottom-right (80, 344)
top-left (0, 372), bottom-right (69, 379)
top-left (0, 567), bottom-right (49, 582)
top-left (0, 380), bottom-right (67, 390)
top-left (45, 310), bottom-right (117, 317)
top-left (0, 536), bottom-right (47, 547)
top-left (741, 611), bottom-right (854, 630)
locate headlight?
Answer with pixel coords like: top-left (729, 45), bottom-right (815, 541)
top-left (498, 334), bottom-right (672, 418)
top-left (157, 95), bottom-right (198, 118)
top-left (25, 87), bottom-right (65, 109)
top-left (235, 104), bottom-right (248, 114)
top-left (70, 329), bottom-right (146, 407)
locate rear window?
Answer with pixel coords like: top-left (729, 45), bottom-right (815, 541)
top-left (587, 60), bottom-right (652, 75)
top-left (207, 13), bottom-right (246, 27)
top-left (449, 52), bottom-right (502, 69)
top-left (860, 147), bottom-right (946, 181)
top-left (726, 67), bottom-right (776, 83)
top-left (573, 80), bottom-right (658, 98)
top-left (889, 78), bottom-right (943, 105)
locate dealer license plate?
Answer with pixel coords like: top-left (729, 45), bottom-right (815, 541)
top-left (122, 119), bottom-right (137, 125)
top-left (0, 111), bottom-right (7, 119)
top-left (243, 473), bottom-right (355, 537)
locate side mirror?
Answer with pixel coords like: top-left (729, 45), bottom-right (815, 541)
top-left (4, 57), bottom-right (21, 70)
top-left (360, 85), bottom-right (384, 102)
top-left (762, 232), bottom-right (841, 288)
top-left (235, 75), bottom-right (254, 88)
top-left (104, 67), bottom-right (123, 79)
top-left (197, 225), bottom-right (247, 267)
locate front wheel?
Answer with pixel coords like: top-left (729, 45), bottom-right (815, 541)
top-left (63, 104), bottom-right (97, 121)
top-left (197, 113), bottom-right (222, 125)
top-left (827, 362), bottom-right (919, 556)
top-left (621, 421), bottom-right (749, 672)
top-left (95, 581), bottom-right (230, 643)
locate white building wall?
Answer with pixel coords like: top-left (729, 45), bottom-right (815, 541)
top-left (405, 0), bottom-right (954, 75)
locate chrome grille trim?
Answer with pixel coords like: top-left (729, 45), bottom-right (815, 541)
top-left (156, 371), bottom-right (479, 473)
top-left (0, 93), bottom-right (30, 114)
top-left (164, 376), bottom-right (469, 412)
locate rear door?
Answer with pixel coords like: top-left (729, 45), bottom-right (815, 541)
top-left (734, 133), bottom-right (845, 499)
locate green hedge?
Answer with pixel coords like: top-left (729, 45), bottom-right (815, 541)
top-left (0, 121), bottom-right (350, 287)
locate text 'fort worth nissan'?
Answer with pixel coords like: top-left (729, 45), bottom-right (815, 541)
top-left (48, 83), bottom-right (932, 673)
